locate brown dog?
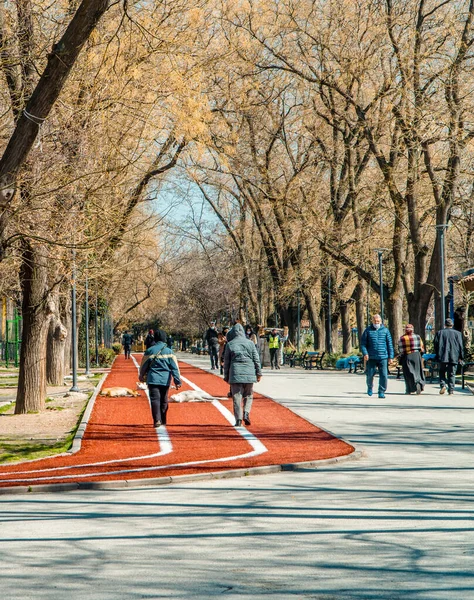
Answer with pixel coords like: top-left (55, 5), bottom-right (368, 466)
top-left (100, 387), bottom-right (140, 398)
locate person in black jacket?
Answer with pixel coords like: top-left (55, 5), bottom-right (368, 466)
top-left (122, 330), bottom-right (133, 359)
top-left (205, 321), bottom-right (219, 369)
top-left (434, 318), bottom-right (464, 395)
top-left (144, 329), bottom-right (155, 349)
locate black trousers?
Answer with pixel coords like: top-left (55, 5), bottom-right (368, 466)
top-left (209, 344), bottom-right (219, 368)
top-left (148, 384), bottom-right (169, 424)
top-left (270, 347), bottom-right (279, 368)
top-left (124, 345), bottom-right (131, 359)
top-left (439, 362), bottom-right (457, 392)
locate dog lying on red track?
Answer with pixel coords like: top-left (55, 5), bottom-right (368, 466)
top-left (100, 387), bottom-right (140, 398)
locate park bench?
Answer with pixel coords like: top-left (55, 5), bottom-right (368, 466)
top-left (423, 357), bottom-right (439, 383)
top-left (347, 356), bottom-right (363, 373)
top-left (289, 351), bottom-right (307, 368)
top-left (304, 351), bottom-right (326, 370)
top-left (283, 350), bottom-right (296, 366)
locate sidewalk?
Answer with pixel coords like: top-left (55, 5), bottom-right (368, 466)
top-left (0, 357), bottom-right (473, 599)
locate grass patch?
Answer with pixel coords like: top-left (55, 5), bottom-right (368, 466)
top-left (0, 391), bottom-right (92, 464)
top-left (0, 401), bottom-right (14, 414)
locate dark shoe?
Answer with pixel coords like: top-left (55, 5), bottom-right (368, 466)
top-left (154, 421), bottom-right (162, 428)
top-left (243, 412), bottom-right (251, 426)
top-left (440, 387), bottom-right (446, 395)
top-left (235, 419), bottom-right (242, 426)
top-left (378, 393), bottom-right (385, 399)
top-left (227, 390), bottom-right (232, 398)
top-left (448, 390), bottom-right (454, 395)
top-left (416, 383), bottom-right (422, 395)
top-left (367, 388), bottom-right (373, 397)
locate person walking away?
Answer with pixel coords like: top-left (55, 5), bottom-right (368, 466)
top-left (360, 314), bottom-right (394, 398)
top-left (144, 329), bottom-right (155, 349)
top-left (434, 318), bottom-right (464, 395)
top-left (398, 324), bottom-right (425, 394)
top-left (122, 330), bottom-right (133, 359)
top-left (218, 327), bottom-right (229, 375)
top-left (139, 329), bottom-right (182, 427)
top-left (224, 324), bottom-right (262, 426)
top-left (268, 328), bottom-right (281, 369)
top-left (205, 321), bottom-right (220, 370)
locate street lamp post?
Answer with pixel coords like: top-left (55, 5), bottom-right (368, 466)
top-left (84, 271), bottom-right (91, 376)
top-left (95, 289), bottom-right (99, 366)
top-left (69, 249), bottom-right (80, 392)
top-left (436, 224), bottom-right (449, 326)
top-left (296, 289), bottom-right (301, 352)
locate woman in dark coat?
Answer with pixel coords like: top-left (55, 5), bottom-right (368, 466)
top-left (398, 324), bottom-right (425, 394)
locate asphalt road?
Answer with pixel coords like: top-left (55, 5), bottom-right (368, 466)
top-left (1, 355), bottom-right (473, 599)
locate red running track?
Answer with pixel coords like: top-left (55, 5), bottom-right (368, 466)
top-left (0, 355), bottom-right (354, 489)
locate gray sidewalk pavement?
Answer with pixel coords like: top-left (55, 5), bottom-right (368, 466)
top-left (1, 356), bottom-right (473, 599)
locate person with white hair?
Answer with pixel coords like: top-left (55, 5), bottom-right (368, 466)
top-left (360, 314), bottom-right (395, 399)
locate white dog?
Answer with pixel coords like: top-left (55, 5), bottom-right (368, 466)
top-left (170, 390), bottom-right (214, 403)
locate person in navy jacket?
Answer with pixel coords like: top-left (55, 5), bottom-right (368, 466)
top-left (360, 314), bottom-right (395, 399)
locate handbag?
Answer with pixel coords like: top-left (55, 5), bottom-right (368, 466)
top-left (139, 345), bottom-right (165, 381)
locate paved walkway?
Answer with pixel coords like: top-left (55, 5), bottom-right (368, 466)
top-left (1, 355), bottom-right (473, 599)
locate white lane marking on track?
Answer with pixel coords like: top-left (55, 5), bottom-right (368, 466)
top-left (0, 361), bottom-right (267, 484)
top-left (0, 359), bottom-right (173, 479)
top-left (179, 374), bottom-right (267, 455)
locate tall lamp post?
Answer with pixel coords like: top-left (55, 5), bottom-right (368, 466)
top-left (84, 270), bottom-right (91, 376)
top-left (436, 224), bottom-right (449, 326)
top-left (296, 288), bottom-right (301, 352)
top-left (375, 249), bottom-right (388, 322)
top-left (69, 248), bottom-right (80, 392)
top-left (95, 289), bottom-right (99, 366)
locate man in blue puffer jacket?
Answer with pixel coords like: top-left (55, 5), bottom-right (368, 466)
top-left (360, 314), bottom-right (394, 399)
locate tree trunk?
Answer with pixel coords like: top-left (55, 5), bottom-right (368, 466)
top-left (303, 290), bottom-right (322, 350)
top-left (46, 312), bottom-right (67, 385)
top-left (15, 242), bottom-right (52, 413)
top-left (354, 281), bottom-right (365, 349)
top-left (386, 295), bottom-right (403, 346)
top-left (340, 301), bottom-right (352, 354)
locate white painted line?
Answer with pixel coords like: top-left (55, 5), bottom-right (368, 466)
top-left (0, 362), bottom-right (267, 485)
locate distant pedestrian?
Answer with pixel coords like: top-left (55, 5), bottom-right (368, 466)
top-left (122, 330), bottom-right (133, 359)
top-left (224, 324), bottom-right (262, 426)
top-left (218, 327), bottom-right (229, 375)
top-left (245, 325), bottom-right (258, 346)
top-left (139, 329), bottom-right (182, 427)
top-left (205, 321), bottom-right (220, 370)
top-left (144, 329), bottom-right (155, 349)
top-left (267, 328), bottom-right (281, 369)
top-left (398, 324), bottom-right (425, 395)
top-left (434, 318), bottom-right (464, 395)
top-left (360, 314), bottom-right (395, 399)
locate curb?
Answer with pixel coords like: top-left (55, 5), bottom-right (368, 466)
top-left (68, 371), bottom-right (109, 454)
top-left (0, 449), bottom-right (363, 495)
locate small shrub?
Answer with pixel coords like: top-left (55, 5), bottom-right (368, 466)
top-left (112, 343), bottom-right (122, 355)
top-left (97, 347), bottom-right (116, 367)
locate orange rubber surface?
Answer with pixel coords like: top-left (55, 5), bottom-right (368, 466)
top-left (0, 355), bottom-right (354, 488)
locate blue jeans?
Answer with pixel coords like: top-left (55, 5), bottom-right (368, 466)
top-left (366, 358), bottom-right (388, 393)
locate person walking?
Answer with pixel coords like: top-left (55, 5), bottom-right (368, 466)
top-left (224, 323), bottom-right (262, 426)
top-left (122, 330), bottom-right (133, 359)
top-left (139, 329), bottom-right (182, 427)
top-left (268, 328), bottom-right (281, 369)
top-left (360, 314), bottom-right (395, 399)
top-left (434, 318), bottom-right (464, 395)
top-left (398, 324), bottom-right (425, 395)
top-left (144, 329), bottom-right (155, 349)
top-left (204, 321), bottom-right (220, 370)
top-left (218, 327), bottom-right (229, 375)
